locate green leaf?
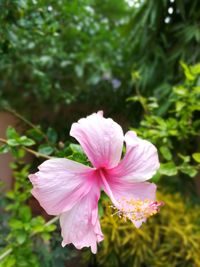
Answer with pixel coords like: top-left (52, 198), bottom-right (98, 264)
top-left (160, 146), bottom-right (172, 161)
top-left (191, 63), bottom-right (200, 75)
top-left (9, 219), bottom-right (23, 230)
top-left (181, 61), bottom-right (195, 81)
top-left (98, 202), bottom-right (104, 218)
top-left (31, 216), bottom-right (45, 225)
top-left (0, 144), bottom-right (10, 153)
top-left (178, 154), bottom-right (190, 163)
top-left (75, 65), bottom-right (84, 77)
top-left (16, 148), bottom-right (26, 158)
top-left (16, 231), bottom-right (27, 244)
top-left (87, 73), bottom-right (101, 85)
top-left (3, 256), bottom-right (16, 267)
top-left (38, 144), bottom-right (54, 155)
top-left (10, 147), bottom-right (25, 158)
top-left (68, 143), bottom-right (88, 164)
top-left (19, 136), bottom-right (35, 146)
top-left (32, 225), bottom-right (45, 233)
top-left (6, 127), bottom-right (19, 140)
top-left (159, 162), bottom-right (178, 176)
top-left (176, 101), bottom-right (186, 112)
top-left (19, 206), bottom-right (31, 222)
top-left (46, 224), bottom-right (56, 232)
top-left (151, 172), bottom-right (161, 183)
top-left (69, 143), bottom-right (84, 154)
top-left (41, 232), bottom-right (51, 241)
top-left (6, 191), bottom-right (15, 199)
top-left (47, 127), bottom-right (58, 143)
top-left (180, 164), bottom-right (197, 177)
top-left (192, 153), bottom-right (200, 163)
top-left (7, 139), bottom-right (20, 147)
top-left (173, 86), bottom-right (187, 96)
top-left (26, 128), bottom-right (43, 142)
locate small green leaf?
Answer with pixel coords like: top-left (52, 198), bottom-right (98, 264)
top-left (69, 143), bottom-right (84, 154)
top-left (173, 86), bottom-right (187, 96)
top-left (6, 127), bottom-right (19, 139)
top-left (6, 191), bottom-right (15, 199)
top-left (88, 73), bottom-right (101, 85)
top-left (98, 202), bottom-right (104, 218)
top-left (16, 148), bottom-right (26, 158)
top-left (47, 127), bottom-right (58, 143)
top-left (19, 206), bottom-right (31, 222)
top-left (26, 128), bottom-right (43, 142)
top-left (3, 255), bottom-right (16, 267)
top-left (181, 61), bottom-right (195, 81)
top-left (7, 139), bottom-right (19, 147)
top-left (159, 162), bottom-right (178, 176)
top-left (9, 219), bottom-right (23, 230)
top-left (38, 145), bottom-right (54, 155)
top-left (160, 146), bottom-right (172, 161)
top-left (31, 216), bottom-right (45, 224)
top-left (19, 136), bottom-right (35, 146)
top-left (41, 232), bottom-right (51, 241)
top-left (180, 164), bottom-right (198, 177)
top-left (75, 65), bottom-right (84, 77)
top-left (151, 172), bottom-right (161, 183)
top-left (46, 224), bottom-right (56, 232)
top-left (68, 144), bottom-right (88, 164)
top-left (16, 231), bottom-right (27, 244)
top-left (176, 101), bottom-right (185, 112)
top-left (32, 225), bottom-right (45, 233)
top-left (192, 153), bottom-right (200, 163)
top-left (178, 154), bottom-right (190, 163)
top-left (0, 144), bottom-right (10, 153)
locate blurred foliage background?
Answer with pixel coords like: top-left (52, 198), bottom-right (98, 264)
top-left (0, 0), bottom-right (200, 266)
top-left (1, 0), bottom-right (200, 123)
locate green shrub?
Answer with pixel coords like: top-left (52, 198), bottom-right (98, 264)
top-left (129, 62), bottom-right (200, 194)
top-left (95, 192), bottom-right (200, 267)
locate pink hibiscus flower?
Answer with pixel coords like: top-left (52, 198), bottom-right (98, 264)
top-left (29, 111), bottom-right (161, 254)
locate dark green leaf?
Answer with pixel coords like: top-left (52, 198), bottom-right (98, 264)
top-left (47, 128), bottom-right (58, 143)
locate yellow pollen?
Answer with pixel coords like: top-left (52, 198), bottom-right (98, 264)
top-left (111, 197), bottom-right (163, 222)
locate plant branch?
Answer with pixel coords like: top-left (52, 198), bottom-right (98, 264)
top-left (4, 107), bottom-right (48, 142)
top-left (0, 138), bottom-right (51, 159)
top-left (135, 86), bottom-right (148, 114)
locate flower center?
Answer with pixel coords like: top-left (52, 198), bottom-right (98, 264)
top-left (111, 197), bottom-right (164, 222)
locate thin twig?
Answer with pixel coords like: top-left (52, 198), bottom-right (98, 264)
top-left (0, 249), bottom-right (12, 261)
top-left (45, 216), bottom-right (59, 226)
top-left (30, 216), bottom-right (59, 237)
top-left (0, 138), bottom-right (51, 159)
top-left (4, 107), bottom-right (48, 141)
top-left (0, 216), bottom-right (59, 261)
top-left (135, 86), bottom-right (148, 114)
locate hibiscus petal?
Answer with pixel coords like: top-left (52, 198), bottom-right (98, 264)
top-left (70, 112), bottom-right (124, 168)
top-left (60, 186), bottom-right (103, 254)
top-left (108, 130), bottom-right (160, 182)
top-left (29, 158), bottom-right (95, 215)
top-left (101, 170), bottom-right (157, 227)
